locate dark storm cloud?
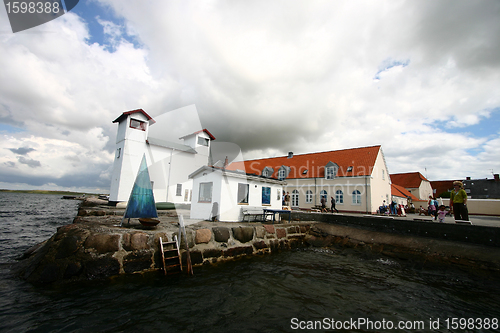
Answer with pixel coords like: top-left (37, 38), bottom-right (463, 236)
top-left (17, 156), bottom-right (41, 168)
top-left (8, 147), bottom-right (35, 155)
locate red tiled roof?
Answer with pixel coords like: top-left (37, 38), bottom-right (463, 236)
top-left (227, 145), bottom-right (382, 179)
top-left (391, 183), bottom-right (419, 201)
top-left (390, 172), bottom-right (429, 188)
top-left (430, 180), bottom-right (455, 196)
top-left (113, 109), bottom-right (155, 124)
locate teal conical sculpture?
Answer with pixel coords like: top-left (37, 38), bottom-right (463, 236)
top-left (122, 155), bottom-right (158, 225)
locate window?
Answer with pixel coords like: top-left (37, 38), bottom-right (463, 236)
top-left (197, 137), bottom-right (209, 146)
top-left (277, 189), bottom-right (281, 201)
top-left (292, 190), bottom-right (299, 207)
top-left (320, 190), bottom-right (327, 204)
top-left (306, 190), bottom-right (313, 203)
top-left (382, 169), bottom-right (385, 180)
top-left (238, 183), bottom-right (249, 204)
top-left (176, 184), bottom-right (182, 196)
top-left (184, 189), bottom-right (189, 201)
top-left (130, 118), bottom-right (146, 131)
top-left (352, 190), bottom-right (361, 205)
top-left (199, 182), bottom-right (213, 202)
top-left (262, 167), bottom-right (273, 178)
top-left (335, 190), bottom-right (343, 204)
top-left (347, 166), bottom-right (353, 172)
top-left (278, 168), bottom-right (286, 180)
top-left (262, 187), bottom-right (271, 205)
top-left (325, 162), bottom-right (338, 179)
top-left (116, 148), bottom-right (121, 159)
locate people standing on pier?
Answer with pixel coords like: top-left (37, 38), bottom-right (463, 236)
top-left (437, 205), bottom-right (447, 223)
top-left (330, 196), bottom-right (339, 213)
top-left (284, 192), bottom-right (290, 207)
top-left (428, 196), bottom-right (437, 220)
top-left (450, 181), bottom-right (469, 221)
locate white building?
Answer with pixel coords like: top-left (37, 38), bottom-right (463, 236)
top-left (189, 166), bottom-right (286, 222)
top-left (226, 145), bottom-right (391, 214)
top-left (109, 108), bottom-right (215, 206)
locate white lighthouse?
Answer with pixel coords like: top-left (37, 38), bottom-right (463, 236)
top-left (109, 106), bottom-right (215, 206)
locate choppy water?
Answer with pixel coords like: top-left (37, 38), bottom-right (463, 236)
top-left (1, 192), bottom-right (499, 332)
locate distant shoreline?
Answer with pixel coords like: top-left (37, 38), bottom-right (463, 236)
top-left (0, 189), bottom-right (104, 196)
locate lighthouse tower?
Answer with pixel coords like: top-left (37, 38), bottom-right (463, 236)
top-left (109, 109), bottom-right (155, 205)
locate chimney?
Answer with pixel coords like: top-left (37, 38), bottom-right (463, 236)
top-left (495, 174), bottom-right (499, 181)
top-left (466, 176), bottom-right (471, 180)
top-left (223, 156), bottom-right (229, 169)
top-left (287, 152), bottom-right (293, 159)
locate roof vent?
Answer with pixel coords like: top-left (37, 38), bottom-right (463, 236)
top-left (288, 152), bottom-right (293, 159)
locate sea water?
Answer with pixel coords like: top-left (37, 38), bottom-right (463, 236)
top-left (0, 192), bottom-right (499, 332)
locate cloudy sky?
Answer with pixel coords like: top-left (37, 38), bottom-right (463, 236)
top-left (1, 0), bottom-right (499, 193)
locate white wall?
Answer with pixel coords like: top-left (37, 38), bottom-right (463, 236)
top-left (190, 168), bottom-right (284, 222)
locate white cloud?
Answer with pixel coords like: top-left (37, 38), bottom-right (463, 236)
top-left (1, 0), bottom-right (500, 191)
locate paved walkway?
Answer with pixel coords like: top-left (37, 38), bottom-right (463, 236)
top-left (359, 213), bottom-right (500, 228)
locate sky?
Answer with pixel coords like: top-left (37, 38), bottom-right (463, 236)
top-left (1, 0), bottom-right (499, 193)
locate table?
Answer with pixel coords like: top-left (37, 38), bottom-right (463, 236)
top-left (263, 209), bottom-right (291, 223)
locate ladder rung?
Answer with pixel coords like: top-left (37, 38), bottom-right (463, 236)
top-left (164, 256), bottom-right (179, 260)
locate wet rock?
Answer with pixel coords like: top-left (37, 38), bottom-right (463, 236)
top-left (253, 240), bottom-right (267, 250)
top-left (84, 234), bottom-right (120, 254)
top-left (213, 227), bottom-right (230, 242)
top-left (304, 234), bottom-right (333, 247)
top-left (203, 248), bottom-right (223, 258)
top-left (123, 251), bottom-right (153, 274)
top-left (84, 256), bottom-right (120, 280)
top-left (123, 232), bottom-right (150, 251)
top-left (263, 225), bottom-right (275, 234)
top-left (255, 226), bottom-right (266, 238)
top-left (38, 263), bottom-right (61, 284)
top-left (182, 250), bottom-right (203, 265)
top-left (276, 228), bottom-right (286, 239)
top-left (195, 229), bottom-right (212, 244)
top-left (224, 246), bottom-right (253, 257)
top-left (232, 227), bottom-right (254, 243)
top-left (63, 262), bottom-right (82, 279)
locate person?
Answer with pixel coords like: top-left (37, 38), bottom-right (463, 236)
top-left (418, 205), bottom-right (426, 216)
top-left (390, 200), bottom-right (397, 215)
top-left (330, 196), bottom-right (339, 213)
top-left (450, 181), bottom-right (469, 221)
top-left (320, 197), bottom-right (328, 213)
top-left (378, 200), bottom-right (387, 214)
top-left (437, 205), bottom-right (447, 223)
top-left (284, 192), bottom-right (290, 207)
top-left (428, 195), bottom-right (436, 220)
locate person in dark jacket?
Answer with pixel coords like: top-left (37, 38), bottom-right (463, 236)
top-left (330, 196), bottom-right (339, 213)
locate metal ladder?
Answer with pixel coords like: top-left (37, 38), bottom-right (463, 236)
top-left (159, 235), bottom-right (182, 275)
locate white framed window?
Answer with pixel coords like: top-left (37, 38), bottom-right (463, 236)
top-left (197, 136), bottom-right (209, 146)
top-left (325, 162), bottom-right (339, 180)
top-left (382, 169), bottom-right (385, 180)
top-left (352, 190), bottom-right (361, 205)
top-left (130, 118), bottom-right (146, 131)
top-left (292, 189), bottom-right (299, 207)
top-left (238, 183), bottom-right (249, 204)
top-left (278, 168), bottom-right (286, 180)
top-left (305, 190), bottom-right (313, 203)
top-left (199, 182), bottom-right (213, 202)
top-left (176, 184), bottom-right (182, 196)
top-left (335, 190), bottom-right (343, 204)
top-left (262, 186), bottom-right (271, 205)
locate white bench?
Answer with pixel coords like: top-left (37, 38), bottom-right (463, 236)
top-left (241, 207), bottom-right (274, 222)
